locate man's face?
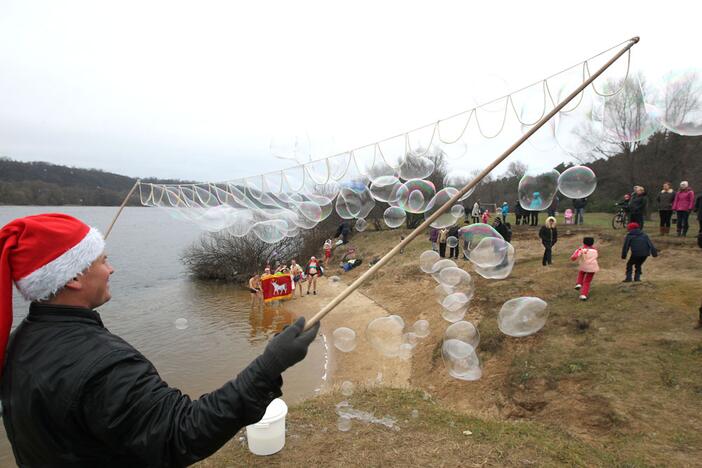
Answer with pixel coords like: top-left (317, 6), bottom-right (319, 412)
top-left (78, 253), bottom-right (114, 308)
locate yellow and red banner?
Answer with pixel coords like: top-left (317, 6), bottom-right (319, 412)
top-left (261, 273), bottom-right (293, 303)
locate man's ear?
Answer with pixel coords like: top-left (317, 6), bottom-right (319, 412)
top-left (64, 276), bottom-right (83, 291)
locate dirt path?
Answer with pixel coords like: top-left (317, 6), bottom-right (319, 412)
top-left (286, 276), bottom-right (411, 391)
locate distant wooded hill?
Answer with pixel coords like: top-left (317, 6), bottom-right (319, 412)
top-left (0, 158), bottom-right (193, 206)
top-left (1, 131), bottom-right (700, 209)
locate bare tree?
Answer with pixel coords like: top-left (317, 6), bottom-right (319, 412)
top-left (505, 161), bottom-right (528, 179)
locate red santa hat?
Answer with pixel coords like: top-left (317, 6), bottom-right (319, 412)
top-left (0, 213), bottom-right (105, 374)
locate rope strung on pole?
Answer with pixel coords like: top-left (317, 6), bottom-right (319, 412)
top-left (303, 36), bottom-right (641, 331)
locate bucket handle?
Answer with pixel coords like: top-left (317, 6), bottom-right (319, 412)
top-left (254, 422), bottom-right (270, 429)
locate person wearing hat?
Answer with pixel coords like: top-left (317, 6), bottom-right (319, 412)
top-left (672, 181), bottom-right (695, 237)
top-left (621, 222), bottom-right (658, 282)
top-left (0, 213), bottom-right (320, 466)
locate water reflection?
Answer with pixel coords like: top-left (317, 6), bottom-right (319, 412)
top-left (249, 303), bottom-right (297, 340)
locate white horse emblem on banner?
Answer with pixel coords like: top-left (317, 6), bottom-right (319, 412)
top-left (271, 281), bottom-right (288, 295)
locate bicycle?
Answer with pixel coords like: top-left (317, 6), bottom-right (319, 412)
top-left (611, 206), bottom-right (629, 229)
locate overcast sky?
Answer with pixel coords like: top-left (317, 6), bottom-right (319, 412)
top-left (0, 1), bottom-right (699, 181)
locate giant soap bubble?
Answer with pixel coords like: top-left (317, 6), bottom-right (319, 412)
top-left (645, 69), bottom-right (702, 136)
top-left (370, 176), bottom-right (402, 203)
top-left (459, 223), bottom-right (503, 256)
top-left (383, 206), bottom-right (406, 228)
top-left (557, 166), bottom-right (597, 199)
top-left (468, 237), bottom-right (511, 268)
top-left (497, 297), bottom-right (549, 337)
top-left (399, 154), bottom-right (435, 180)
top-left (423, 188), bottom-right (463, 228)
top-left (442, 339), bottom-right (481, 381)
top-left (473, 242), bottom-right (515, 279)
top-left (366, 315), bottom-right (405, 357)
top-left (333, 327), bottom-right (358, 352)
top-left (603, 76), bottom-right (660, 143)
top-left (336, 185), bottom-right (375, 219)
top-left (518, 169), bottom-right (559, 211)
top-left (438, 267), bottom-right (470, 287)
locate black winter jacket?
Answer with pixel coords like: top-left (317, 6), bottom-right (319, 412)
top-left (628, 194), bottom-right (648, 216)
top-left (621, 229), bottom-right (658, 259)
top-left (573, 198), bottom-right (588, 209)
top-left (1, 303), bottom-right (282, 467)
top-left (538, 226), bottom-right (558, 247)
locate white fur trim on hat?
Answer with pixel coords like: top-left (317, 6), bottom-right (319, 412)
top-left (15, 228), bottom-right (105, 301)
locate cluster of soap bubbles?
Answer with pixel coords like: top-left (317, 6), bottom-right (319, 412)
top-left (333, 327), bottom-right (358, 353)
top-left (455, 224), bottom-right (516, 279)
top-left (419, 251), bottom-right (475, 323)
top-left (365, 315), bottom-right (431, 360)
top-left (333, 316), bottom-right (429, 360)
top-left (518, 165), bottom-right (598, 211)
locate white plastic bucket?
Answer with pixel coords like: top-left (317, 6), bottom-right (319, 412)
top-left (246, 398), bottom-right (288, 456)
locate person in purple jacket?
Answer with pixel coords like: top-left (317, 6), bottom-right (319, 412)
top-left (672, 181), bottom-right (695, 237)
top-left (429, 227), bottom-right (439, 252)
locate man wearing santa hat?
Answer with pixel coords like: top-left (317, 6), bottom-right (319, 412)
top-left (0, 213), bottom-right (320, 466)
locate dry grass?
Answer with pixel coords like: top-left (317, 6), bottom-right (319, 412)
top-left (199, 214), bottom-right (702, 467)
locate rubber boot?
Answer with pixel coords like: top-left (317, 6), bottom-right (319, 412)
top-left (660, 226), bottom-right (665, 236)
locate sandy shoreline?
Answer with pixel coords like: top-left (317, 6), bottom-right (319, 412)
top-left (285, 276), bottom-right (411, 392)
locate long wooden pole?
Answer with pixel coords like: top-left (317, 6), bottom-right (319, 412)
top-left (304, 37), bottom-right (640, 331)
top-left (104, 180), bottom-right (140, 239)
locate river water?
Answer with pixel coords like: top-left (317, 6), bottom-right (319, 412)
top-left (0, 206), bottom-right (327, 465)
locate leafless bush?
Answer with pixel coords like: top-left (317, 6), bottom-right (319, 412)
top-left (181, 212), bottom-right (344, 282)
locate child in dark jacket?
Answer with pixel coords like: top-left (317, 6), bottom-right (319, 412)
top-left (538, 216), bottom-right (558, 266)
top-left (621, 222), bottom-right (658, 282)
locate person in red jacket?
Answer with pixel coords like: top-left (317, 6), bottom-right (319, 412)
top-left (672, 181), bottom-right (695, 237)
top-left (570, 237), bottom-right (599, 301)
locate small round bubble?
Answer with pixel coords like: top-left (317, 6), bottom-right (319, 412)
top-left (446, 236), bottom-right (458, 248)
top-left (333, 327), bottom-right (358, 352)
top-left (175, 318), bottom-right (188, 330)
top-left (355, 218), bottom-right (368, 232)
top-left (341, 380), bottom-right (354, 397)
top-left (383, 206), bottom-right (406, 228)
top-left (413, 319), bottom-right (430, 338)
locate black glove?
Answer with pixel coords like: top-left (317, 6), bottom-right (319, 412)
top-left (259, 317), bottom-right (320, 378)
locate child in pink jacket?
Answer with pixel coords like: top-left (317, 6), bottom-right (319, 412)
top-left (570, 236), bottom-right (599, 301)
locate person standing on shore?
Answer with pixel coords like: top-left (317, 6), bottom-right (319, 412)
top-left (672, 181), bottom-right (695, 237)
top-left (471, 202), bottom-right (481, 224)
top-left (657, 182), bottom-right (675, 236)
top-left (0, 213), bottom-right (319, 466)
top-left (538, 216), bottom-right (558, 266)
top-left (628, 186), bottom-right (648, 228)
top-left (573, 197), bottom-right (587, 225)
